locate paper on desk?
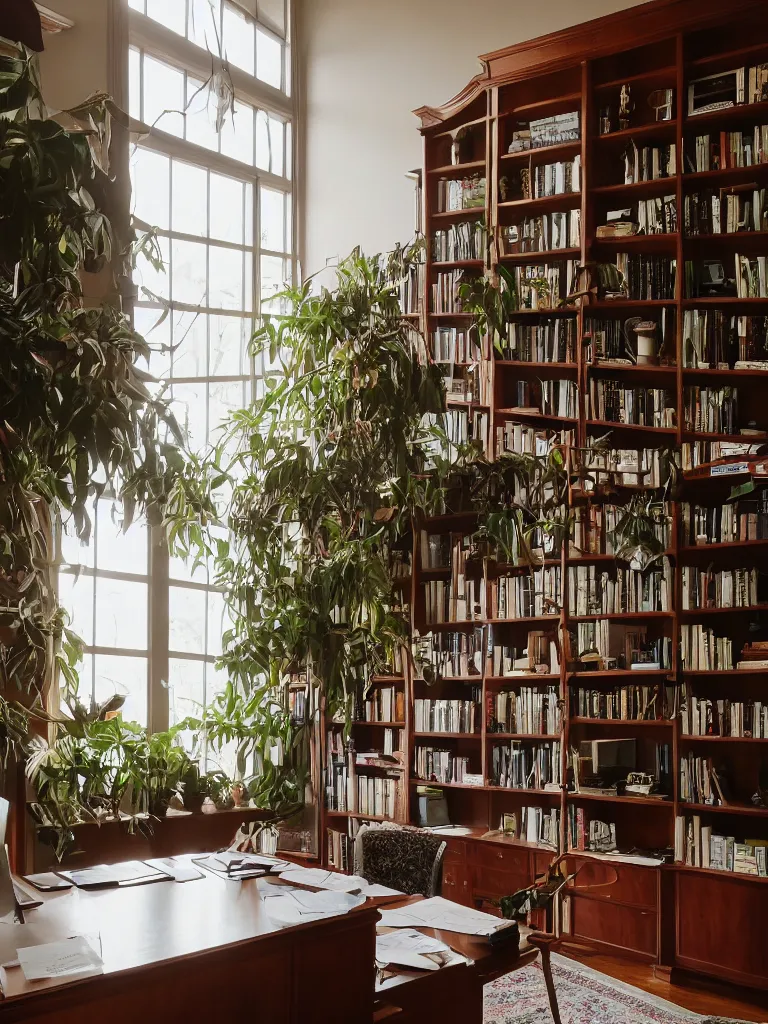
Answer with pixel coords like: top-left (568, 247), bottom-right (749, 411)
top-left (278, 867), bottom-right (367, 893)
top-left (360, 883), bottom-right (404, 898)
top-left (378, 897), bottom-right (516, 937)
top-left (17, 936), bottom-right (103, 981)
top-left (376, 929), bottom-right (449, 955)
top-left (145, 857), bottom-right (204, 883)
top-left (263, 888), bottom-right (365, 926)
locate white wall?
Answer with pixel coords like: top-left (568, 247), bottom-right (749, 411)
top-left (298, 0), bottom-right (649, 277)
top-left (37, 0), bottom-right (112, 110)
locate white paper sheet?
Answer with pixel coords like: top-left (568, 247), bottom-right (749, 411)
top-left (278, 867), bottom-right (367, 893)
top-left (360, 883), bottom-right (404, 898)
top-left (376, 928), bottom-right (449, 955)
top-left (17, 936), bottom-right (103, 981)
top-left (262, 888), bottom-right (365, 926)
top-left (145, 857), bottom-right (204, 883)
top-left (378, 897), bottom-right (516, 937)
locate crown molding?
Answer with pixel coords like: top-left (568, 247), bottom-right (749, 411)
top-left (35, 4), bottom-right (75, 33)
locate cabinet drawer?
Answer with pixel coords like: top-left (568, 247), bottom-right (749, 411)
top-left (566, 857), bottom-right (658, 910)
top-left (569, 894), bottom-right (657, 956)
top-left (470, 842), bottom-right (531, 873)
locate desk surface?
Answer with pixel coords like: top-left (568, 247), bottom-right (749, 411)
top-left (0, 861), bottom-right (533, 1023)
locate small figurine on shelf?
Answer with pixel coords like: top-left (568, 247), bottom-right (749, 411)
top-left (618, 84), bottom-right (634, 131)
top-left (231, 780), bottom-right (248, 808)
top-left (599, 106), bottom-right (612, 135)
top-left (450, 127), bottom-right (467, 166)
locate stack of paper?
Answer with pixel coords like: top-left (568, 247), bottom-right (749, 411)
top-left (262, 888), bottom-right (365, 926)
top-left (375, 929), bottom-right (454, 971)
top-left (277, 867), bottom-right (403, 898)
top-left (378, 897), bottom-right (516, 937)
top-left (17, 936), bottom-right (103, 981)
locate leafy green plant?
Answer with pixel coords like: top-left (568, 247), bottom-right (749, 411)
top-left (458, 267), bottom-right (518, 357)
top-left (0, 48), bottom-right (209, 705)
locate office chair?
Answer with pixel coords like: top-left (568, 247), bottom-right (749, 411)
top-left (358, 826), bottom-right (446, 897)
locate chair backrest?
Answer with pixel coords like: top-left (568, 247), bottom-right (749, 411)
top-left (361, 828), bottom-right (447, 897)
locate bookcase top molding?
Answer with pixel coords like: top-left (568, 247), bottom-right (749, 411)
top-left (413, 0), bottom-right (766, 131)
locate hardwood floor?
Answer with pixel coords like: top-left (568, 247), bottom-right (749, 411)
top-left (559, 942), bottom-right (768, 1022)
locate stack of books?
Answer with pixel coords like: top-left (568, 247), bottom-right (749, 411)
top-left (413, 748), bottom-right (474, 785)
top-left (681, 690), bottom-right (768, 737)
top-left (681, 625), bottom-right (733, 670)
top-left (436, 175), bottom-right (485, 212)
top-left (432, 221), bottom-right (486, 262)
top-left (568, 559), bottom-right (672, 615)
top-left (503, 210), bottom-right (580, 253)
top-left (486, 628), bottom-right (560, 677)
top-left (432, 269), bottom-right (465, 313)
top-left (737, 640), bottom-right (768, 671)
top-left (690, 125), bottom-right (768, 172)
top-left (675, 815), bottom-right (768, 875)
top-left (615, 253), bottom-right (677, 300)
top-left (571, 683), bottom-right (670, 721)
top-left (684, 385), bottom-right (740, 435)
top-left (412, 629), bottom-right (484, 679)
top-left (681, 566), bottom-right (760, 609)
top-left (432, 326), bottom-right (482, 363)
top-left (488, 685), bottom-right (561, 735)
top-left (513, 261), bottom-right (578, 309)
top-left (413, 693), bottom-right (481, 734)
top-left (588, 379), bottom-right (676, 428)
top-left (735, 253), bottom-right (768, 298)
top-left (492, 566), bottom-right (562, 619)
top-left (571, 502), bottom-right (672, 557)
top-left (623, 142), bottom-right (677, 183)
top-left (490, 739), bottom-right (562, 790)
top-left (679, 752), bottom-right (729, 805)
top-left (682, 496), bottom-right (768, 544)
top-left (498, 317), bottom-right (576, 363)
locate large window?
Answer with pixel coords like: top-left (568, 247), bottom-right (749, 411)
top-left (58, 0), bottom-right (295, 734)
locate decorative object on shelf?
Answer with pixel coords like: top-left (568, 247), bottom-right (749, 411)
top-left (231, 781), bottom-right (248, 808)
top-left (631, 319), bottom-right (659, 365)
top-left (648, 87), bottom-right (674, 122)
top-left (450, 126), bottom-right (467, 165)
top-left (201, 797), bottom-right (217, 815)
top-left (599, 106), bottom-right (612, 136)
top-left (618, 84), bottom-right (634, 131)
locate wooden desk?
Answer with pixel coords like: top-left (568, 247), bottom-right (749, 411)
top-left (0, 867), bottom-right (378, 1023)
top-left (374, 898), bottom-right (539, 1024)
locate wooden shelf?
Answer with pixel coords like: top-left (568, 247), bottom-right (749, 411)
top-left (500, 140), bottom-right (580, 164)
top-left (500, 247), bottom-right (581, 263)
top-left (570, 717), bottom-right (674, 727)
top-left (586, 420), bottom-right (677, 437)
top-left (595, 120), bottom-right (678, 143)
top-left (326, 811), bottom-right (399, 823)
top-left (681, 803), bottom-right (768, 817)
top-left (431, 208), bottom-right (486, 221)
top-left (680, 735), bottom-right (768, 743)
top-left (496, 408), bottom-right (577, 424)
top-left (570, 669), bottom-right (674, 678)
top-left (350, 721), bottom-right (405, 727)
top-left (679, 605), bottom-right (768, 615)
top-left (485, 674), bottom-right (560, 682)
top-left (570, 792), bottom-right (675, 808)
top-left (408, 778), bottom-right (485, 791)
top-left (672, 863), bottom-right (768, 884)
top-left (499, 193), bottom-right (581, 214)
top-left (495, 360), bottom-right (577, 370)
top-left (591, 178), bottom-right (677, 197)
top-left (488, 733), bottom-right (561, 740)
top-left (413, 732), bottom-right (482, 739)
top-left (568, 611), bottom-right (673, 621)
top-left (685, 99), bottom-right (768, 127)
top-left (428, 160), bottom-right (487, 176)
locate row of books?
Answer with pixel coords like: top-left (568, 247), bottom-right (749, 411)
top-left (735, 253), bottom-right (768, 298)
top-left (496, 422), bottom-right (573, 457)
top-left (683, 188), bottom-right (768, 235)
top-left (356, 775), bottom-right (399, 819)
top-left (352, 684), bottom-right (404, 724)
top-left (675, 815), bottom-right (767, 875)
top-left (492, 566), bottom-right (562, 619)
top-left (399, 260), bottom-right (424, 315)
top-left (688, 64), bottom-right (768, 114)
top-left (442, 407), bottom-right (489, 448)
top-left (497, 317), bottom-right (577, 363)
top-left (432, 269), bottom-right (465, 313)
top-left (681, 693), bottom-right (768, 738)
top-left (683, 384), bottom-right (738, 435)
top-left (444, 361), bottom-right (492, 405)
top-left (513, 261), bottom-right (578, 310)
top-left (423, 577), bottom-right (485, 624)
top-left (568, 806), bottom-right (616, 853)
top-left (623, 141), bottom-right (677, 184)
top-left (432, 326), bottom-right (482, 363)
top-left (412, 629), bottom-right (484, 680)
top-left (432, 221), bottom-right (486, 263)
top-left (601, 195), bottom-right (677, 236)
top-left (571, 502), bottom-right (671, 558)
top-left (567, 560), bottom-right (673, 616)
top-left (679, 752), bottom-right (728, 806)
top-left (490, 740), bottom-right (562, 790)
top-left (682, 310), bottom-right (768, 368)
top-left (436, 175), bottom-right (485, 213)
top-left (509, 111), bottom-right (580, 151)
top-left (682, 496), bottom-right (768, 545)
top-left (413, 695), bottom-right (480, 735)
top-left (512, 379), bottom-right (578, 419)
top-left (570, 683), bottom-right (670, 721)
top-left (488, 685), bottom-right (561, 735)
top-left (689, 127), bottom-right (768, 172)
top-left (681, 624), bottom-right (733, 671)
top-left (517, 806), bottom-right (560, 849)
top-left (574, 445), bottom-right (675, 492)
top-left (681, 566), bottom-right (760, 609)
top-left (587, 379), bottom-right (676, 428)
top-left (522, 156), bottom-right (581, 199)
top-left (614, 253), bottom-right (676, 300)
top-left (573, 621), bottom-right (673, 670)
top-left (413, 748), bottom-right (473, 785)
top-left (503, 210), bottom-right (580, 254)
top-left (326, 828), bottom-right (353, 872)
